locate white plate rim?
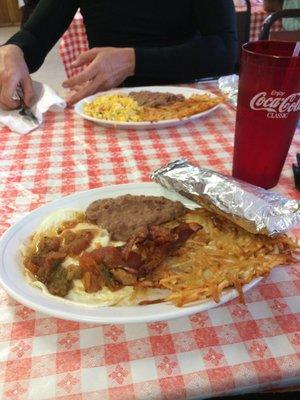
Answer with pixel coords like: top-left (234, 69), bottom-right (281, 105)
top-left (74, 86), bottom-right (221, 129)
top-left (0, 182), bottom-right (262, 324)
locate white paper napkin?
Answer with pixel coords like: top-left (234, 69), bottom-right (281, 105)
top-left (0, 81), bottom-right (66, 134)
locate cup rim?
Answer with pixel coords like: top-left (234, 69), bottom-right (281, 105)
top-left (242, 40), bottom-right (297, 60)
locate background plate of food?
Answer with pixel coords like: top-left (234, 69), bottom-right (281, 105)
top-left (74, 86), bottom-right (223, 129)
top-left (1, 181), bottom-right (295, 324)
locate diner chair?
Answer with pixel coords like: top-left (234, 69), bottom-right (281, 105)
top-left (259, 8), bottom-right (300, 41)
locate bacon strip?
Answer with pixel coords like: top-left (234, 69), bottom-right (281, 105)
top-left (137, 222), bottom-right (201, 276)
top-left (122, 226), bottom-right (148, 260)
top-left (78, 222), bottom-right (201, 288)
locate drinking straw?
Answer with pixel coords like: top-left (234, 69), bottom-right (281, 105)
top-left (283, 42), bottom-right (300, 87)
top-left (292, 42), bottom-right (300, 57)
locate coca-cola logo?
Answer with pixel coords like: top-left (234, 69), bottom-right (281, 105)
top-left (249, 90), bottom-right (300, 119)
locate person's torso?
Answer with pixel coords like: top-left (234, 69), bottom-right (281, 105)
top-left (79, 0), bottom-right (196, 48)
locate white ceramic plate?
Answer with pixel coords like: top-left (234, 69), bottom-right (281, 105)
top-left (0, 183), bottom-right (261, 324)
top-left (74, 86), bottom-right (221, 130)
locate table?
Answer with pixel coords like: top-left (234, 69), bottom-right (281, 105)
top-left (0, 83), bottom-right (300, 400)
top-left (59, 1), bottom-right (269, 79)
top-left (0, 81), bottom-right (299, 399)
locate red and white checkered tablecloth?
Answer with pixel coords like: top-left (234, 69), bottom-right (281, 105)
top-left (0, 81), bottom-right (299, 399)
top-left (59, 2), bottom-right (269, 79)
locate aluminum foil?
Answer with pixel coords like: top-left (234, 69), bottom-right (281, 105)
top-left (152, 159), bottom-right (300, 236)
top-left (218, 74), bottom-right (238, 108)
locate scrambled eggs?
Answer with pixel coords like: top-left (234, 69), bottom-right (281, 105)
top-left (83, 94), bottom-right (141, 122)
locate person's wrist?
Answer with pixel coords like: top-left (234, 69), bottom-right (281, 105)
top-left (121, 48), bottom-right (135, 77)
top-left (5, 44), bottom-right (24, 57)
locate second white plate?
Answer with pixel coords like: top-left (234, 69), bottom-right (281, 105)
top-left (74, 86), bottom-right (221, 130)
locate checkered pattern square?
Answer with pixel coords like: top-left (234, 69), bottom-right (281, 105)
top-left (59, 11), bottom-right (89, 79)
top-left (0, 79), bottom-right (299, 399)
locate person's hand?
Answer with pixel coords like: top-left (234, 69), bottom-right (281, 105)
top-left (63, 47), bottom-right (135, 105)
top-left (0, 44), bottom-right (35, 110)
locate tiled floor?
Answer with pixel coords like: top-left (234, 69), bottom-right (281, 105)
top-left (0, 26), bottom-right (66, 97)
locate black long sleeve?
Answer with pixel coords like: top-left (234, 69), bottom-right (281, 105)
top-left (6, 0), bottom-right (237, 83)
top-left (135, 1), bottom-right (237, 81)
top-left (6, 0), bottom-right (79, 73)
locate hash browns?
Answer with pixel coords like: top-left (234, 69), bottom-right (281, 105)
top-left (140, 94), bottom-right (222, 122)
top-left (150, 208), bottom-right (298, 306)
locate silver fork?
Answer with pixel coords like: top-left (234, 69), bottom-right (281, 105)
top-left (16, 86), bottom-right (39, 124)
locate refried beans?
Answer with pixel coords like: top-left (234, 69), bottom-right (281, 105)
top-left (129, 91), bottom-right (185, 107)
top-left (85, 195), bottom-right (186, 241)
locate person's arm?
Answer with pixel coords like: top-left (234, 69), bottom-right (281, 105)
top-left (21, 0), bottom-right (40, 26)
top-left (6, 0), bottom-right (79, 73)
top-left (134, 0), bottom-right (237, 81)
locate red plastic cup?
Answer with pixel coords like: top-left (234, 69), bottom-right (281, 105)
top-left (232, 41), bottom-right (300, 189)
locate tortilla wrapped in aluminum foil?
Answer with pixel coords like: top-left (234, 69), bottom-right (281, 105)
top-left (218, 74), bottom-right (238, 108)
top-left (152, 159), bottom-right (300, 236)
